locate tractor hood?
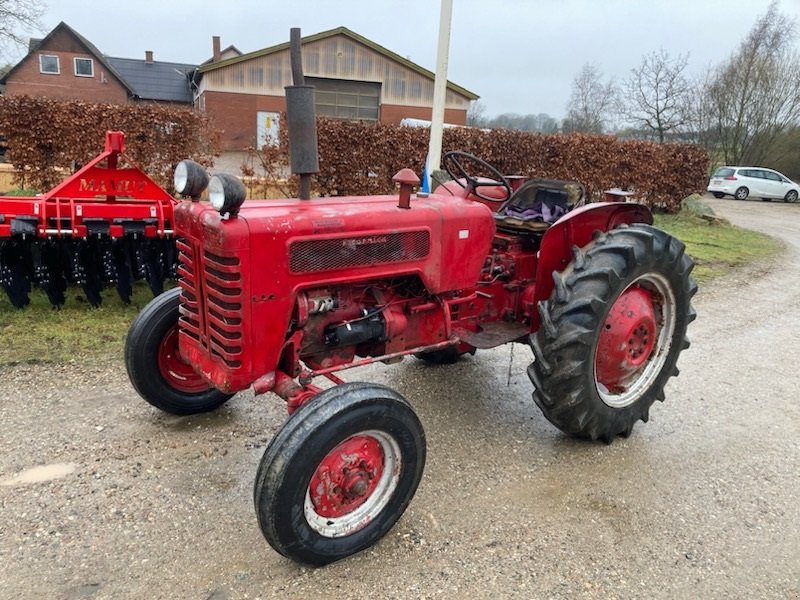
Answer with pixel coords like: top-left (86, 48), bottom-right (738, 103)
top-left (174, 192), bottom-right (495, 296)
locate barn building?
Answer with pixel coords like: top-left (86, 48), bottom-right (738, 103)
top-left (193, 26), bottom-right (478, 157)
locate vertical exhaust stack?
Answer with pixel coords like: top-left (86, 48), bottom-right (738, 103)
top-left (284, 28), bottom-right (319, 200)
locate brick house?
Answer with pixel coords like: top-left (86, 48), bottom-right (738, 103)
top-left (193, 27), bottom-right (479, 154)
top-left (0, 22), bottom-right (194, 104)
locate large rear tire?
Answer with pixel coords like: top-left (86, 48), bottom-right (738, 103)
top-left (125, 287), bottom-right (234, 415)
top-left (528, 224), bottom-right (697, 442)
top-left (254, 382), bottom-right (426, 565)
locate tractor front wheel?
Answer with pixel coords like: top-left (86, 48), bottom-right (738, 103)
top-left (125, 287), bottom-right (234, 415)
top-left (254, 382), bottom-right (426, 565)
top-left (528, 224), bottom-right (697, 442)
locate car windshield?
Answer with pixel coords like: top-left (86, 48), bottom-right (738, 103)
top-left (713, 168), bottom-right (735, 177)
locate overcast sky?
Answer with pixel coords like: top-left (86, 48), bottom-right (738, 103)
top-left (23, 0), bottom-right (800, 119)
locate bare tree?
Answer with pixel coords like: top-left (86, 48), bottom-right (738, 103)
top-left (701, 1), bottom-right (800, 165)
top-left (484, 111), bottom-right (559, 133)
top-left (0, 0), bottom-right (45, 57)
top-left (466, 100), bottom-right (487, 127)
top-left (620, 49), bottom-right (691, 143)
top-left (563, 63), bottom-right (617, 134)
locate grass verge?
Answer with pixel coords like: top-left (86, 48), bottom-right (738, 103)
top-left (654, 210), bottom-right (782, 284)
top-left (0, 207), bottom-right (783, 367)
top-left (0, 283), bottom-right (162, 367)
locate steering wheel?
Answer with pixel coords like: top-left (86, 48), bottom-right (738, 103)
top-left (442, 151), bottom-right (512, 203)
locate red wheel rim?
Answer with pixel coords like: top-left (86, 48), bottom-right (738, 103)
top-left (157, 324), bottom-right (209, 393)
top-left (308, 435), bottom-right (385, 518)
top-left (303, 430), bottom-right (402, 538)
top-left (596, 285), bottom-right (658, 392)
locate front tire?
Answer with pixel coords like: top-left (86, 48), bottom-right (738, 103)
top-left (125, 287), bottom-right (234, 415)
top-left (528, 225), bottom-right (697, 443)
top-left (254, 383), bottom-right (426, 565)
top-left (784, 190), bottom-right (798, 203)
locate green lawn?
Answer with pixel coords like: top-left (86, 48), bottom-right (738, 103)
top-left (0, 283), bottom-right (161, 367)
top-left (0, 209), bottom-right (783, 367)
top-left (654, 211), bottom-right (781, 283)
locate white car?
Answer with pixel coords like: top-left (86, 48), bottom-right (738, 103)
top-left (707, 166), bottom-right (799, 202)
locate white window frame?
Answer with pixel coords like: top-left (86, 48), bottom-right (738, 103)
top-left (39, 54), bottom-right (60, 75)
top-left (73, 57), bottom-right (94, 78)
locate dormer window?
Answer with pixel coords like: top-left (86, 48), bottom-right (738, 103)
top-left (39, 54), bottom-right (60, 74)
top-left (74, 57), bottom-right (94, 77)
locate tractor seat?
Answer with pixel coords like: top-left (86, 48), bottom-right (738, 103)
top-left (494, 178), bottom-right (586, 233)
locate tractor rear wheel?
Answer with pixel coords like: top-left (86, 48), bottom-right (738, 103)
top-left (528, 224), bottom-right (697, 443)
top-left (125, 287), bottom-right (234, 415)
top-left (254, 382), bottom-right (425, 565)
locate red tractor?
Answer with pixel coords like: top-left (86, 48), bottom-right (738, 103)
top-left (125, 32), bottom-right (696, 565)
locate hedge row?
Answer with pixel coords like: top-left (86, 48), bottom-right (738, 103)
top-left (0, 95), bottom-right (707, 212)
top-left (0, 95), bottom-right (219, 192)
top-left (253, 117), bottom-right (709, 213)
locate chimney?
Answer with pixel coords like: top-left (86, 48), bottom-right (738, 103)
top-left (212, 36), bottom-right (221, 63)
top-left (145, 50), bottom-right (153, 64)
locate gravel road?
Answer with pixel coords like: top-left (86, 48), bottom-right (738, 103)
top-left (1, 196), bottom-right (798, 600)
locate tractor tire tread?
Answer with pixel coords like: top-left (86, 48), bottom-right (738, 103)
top-left (528, 224), bottom-right (695, 442)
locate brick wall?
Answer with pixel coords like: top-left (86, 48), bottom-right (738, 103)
top-left (203, 90), bottom-right (285, 151)
top-left (3, 29), bottom-right (129, 104)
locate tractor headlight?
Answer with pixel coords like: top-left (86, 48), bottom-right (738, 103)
top-left (174, 160), bottom-right (209, 199)
top-left (208, 174), bottom-right (247, 216)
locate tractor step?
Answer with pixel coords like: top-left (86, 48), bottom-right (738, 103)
top-left (453, 322), bottom-right (530, 349)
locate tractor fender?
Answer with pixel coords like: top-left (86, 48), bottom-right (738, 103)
top-left (530, 202), bottom-right (653, 331)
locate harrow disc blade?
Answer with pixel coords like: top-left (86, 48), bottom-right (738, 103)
top-left (113, 239), bottom-right (133, 304)
top-left (75, 239), bottom-right (103, 307)
top-left (143, 238), bottom-right (166, 297)
top-left (0, 239), bottom-right (32, 308)
top-left (33, 239), bottom-right (67, 308)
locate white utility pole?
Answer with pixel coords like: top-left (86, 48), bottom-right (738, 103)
top-left (426, 0), bottom-right (453, 190)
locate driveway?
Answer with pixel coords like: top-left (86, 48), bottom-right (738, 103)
top-left (1, 196), bottom-right (798, 599)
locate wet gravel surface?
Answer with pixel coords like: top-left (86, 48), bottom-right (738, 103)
top-left (1, 196), bottom-right (799, 599)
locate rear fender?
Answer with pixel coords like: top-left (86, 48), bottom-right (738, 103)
top-left (530, 202), bottom-right (653, 331)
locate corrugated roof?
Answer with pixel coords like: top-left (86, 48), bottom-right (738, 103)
top-left (106, 57), bottom-right (194, 103)
top-left (197, 26), bottom-right (479, 101)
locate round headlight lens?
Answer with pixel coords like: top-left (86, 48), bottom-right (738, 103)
top-left (208, 175), bottom-right (226, 211)
top-left (174, 161), bottom-right (188, 193)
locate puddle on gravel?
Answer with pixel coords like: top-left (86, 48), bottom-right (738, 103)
top-left (0, 462), bottom-right (77, 486)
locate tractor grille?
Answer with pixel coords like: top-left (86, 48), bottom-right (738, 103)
top-left (289, 230), bottom-right (430, 274)
top-left (177, 239), bottom-right (243, 368)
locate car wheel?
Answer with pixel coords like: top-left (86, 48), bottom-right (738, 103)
top-left (734, 187), bottom-right (749, 201)
top-left (712, 192), bottom-right (724, 199)
top-left (784, 190), bottom-right (798, 203)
